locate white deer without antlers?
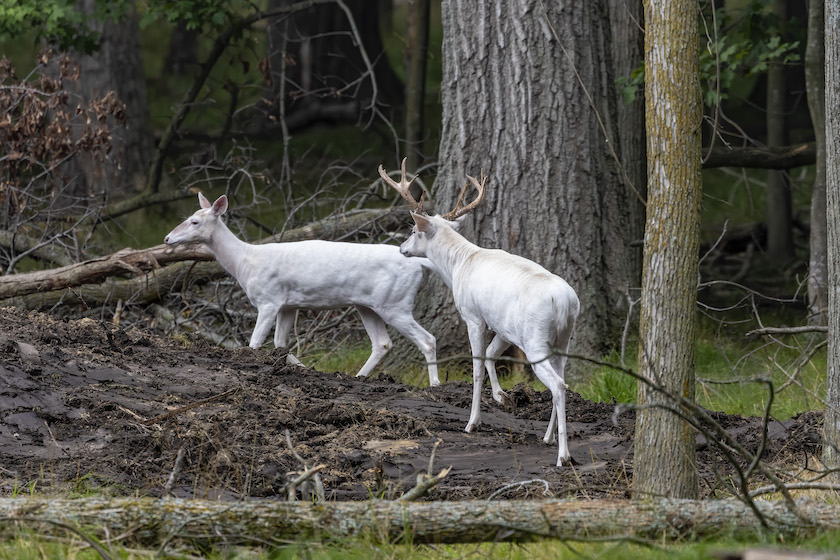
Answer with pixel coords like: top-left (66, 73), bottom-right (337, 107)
top-left (164, 192), bottom-right (440, 386)
top-left (380, 160), bottom-right (580, 466)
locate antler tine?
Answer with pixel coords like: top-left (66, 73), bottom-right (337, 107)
top-left (442, 170), bottom-right (488, 221)
top-left (378, 157), bottom-right (425, 214)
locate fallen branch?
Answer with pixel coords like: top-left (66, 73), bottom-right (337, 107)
top-left (400, 439), bottom-right (451, 502)
top-left (747, 326), bottom-right (829, 338)
top-left (0, 497), bottom-right (838, 547)
top-left (150, 303), bottom-right (239, 348)
top-left (142, 389), bottom-right (237, 426)
top-left (285, 429), bottom-right (326, 502)
top-left (702, 142), bottom-right (816, 170)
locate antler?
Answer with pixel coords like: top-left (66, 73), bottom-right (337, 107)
top-left (378, 157), bottom-right (426, 214)
top-left (441, 171), bottom-right (488, 221)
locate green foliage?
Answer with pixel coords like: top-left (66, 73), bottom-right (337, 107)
top-left (575, 310), bottom-right (825, 420)
top-left (617, 0), bottom-right (802, 108)
top-left (0, 0), bottom-right (127, 53)
top-left (138, 0), bottom-right (249, 34)
top-left (699, 0), bottom-right (801, 108)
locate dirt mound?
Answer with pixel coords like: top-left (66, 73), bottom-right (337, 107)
top-left (0, 308), bottom-right (821, 500)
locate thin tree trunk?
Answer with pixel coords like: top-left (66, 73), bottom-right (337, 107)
top-left (633, 0), bottom-right (701, 500)
top-left (404, 0), bottom-right (430, 173)
top-left (823, 0), bottom-right (840, 476)
top-left (806, 0), bottom-right (828, 325)
top-left (765, 0), bottom-right (795, 266)
top-left (609, 0), bottom-right (646, 285)
top-left (0, 497), bottom-right (836, 546)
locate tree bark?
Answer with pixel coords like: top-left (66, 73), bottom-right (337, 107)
top-left (0, 497), bottom-right (837, 547)
top-left (806, 0), bottom-right (828, 325)
top-left (633, 0), bottom-right (701, 499)
top-left (764, 0), bottom-right (796, 266)
top-left (0, 209), bottom-right (410, 307)
top-left (65, 0), bottom-right (152, 196)
top-left (402, 0), bottom-right (635, 375)
top-left (609, 0), bottom-right (646, 280)
top-left (823, 0), bottom-right (840, 477)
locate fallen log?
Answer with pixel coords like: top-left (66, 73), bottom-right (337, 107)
top-left (0, 208), bottom-right (410, 306)
top-left (0, 497), bottom-right (838, 547)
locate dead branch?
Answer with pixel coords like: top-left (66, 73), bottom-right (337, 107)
top-left (150, 303), bottom-right (239, 348)
top-left (747, 326), bottom-right (829, 338)
top-left (165, 447), bottom-right (186, 497)
top-left (142, 389), bottom-right (237, 426)
top-left (702, 142), bottom-right (816, 169)
top-left (285, 429), bottom-right (326, 501)
top-left (399, 439), bottom-right (451, 502)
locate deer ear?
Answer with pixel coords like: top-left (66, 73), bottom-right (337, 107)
top-left (212, 195), bottom-right (228, 216)
top-left (448, 215), bottom-right (467, 232)
top-left (198, 192), bottom-right (211, 209)
top-left (411, 212), bottom-right (434, 234)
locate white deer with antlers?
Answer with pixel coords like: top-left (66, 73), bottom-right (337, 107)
top-left (379, 160), bottom-right (580, 466)
top-left (164, 192), bottom-right (440, 386)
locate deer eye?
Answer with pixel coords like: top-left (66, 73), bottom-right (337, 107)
top-left (191, 219), bottom-right (200, 225)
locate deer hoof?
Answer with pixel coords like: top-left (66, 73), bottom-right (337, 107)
top-left (493, 390), bottom-right (512, 406)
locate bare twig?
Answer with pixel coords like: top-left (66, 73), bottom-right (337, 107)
top-left (164, 446), bottom-right (186, 497)
top-left (284, 429), bottom-right (326, 502)
top-left (399, 439), bottom-right (451, 502)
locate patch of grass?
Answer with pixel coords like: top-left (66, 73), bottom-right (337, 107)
top-left (545, 309), bottom-right (825, 420)
top-left (2, 531), bottom-right (839, 560)
top-left (308, 342), bottom-right (372, 376)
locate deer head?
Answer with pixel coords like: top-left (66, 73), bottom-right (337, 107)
top-left (164, 193), bottom-right (228, 245)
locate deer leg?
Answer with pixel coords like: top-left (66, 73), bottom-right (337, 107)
top-left (465, 321), bottom-right (488, 433)
top-left (525, 346), bottom-right (570, 467)
top-left (273, 309), bottom-right (295, 348)
top-left (377, 310), bottom-right (439, 387)
top-left (272, 309), bottom-right (304, 366)
top-left (543, 324), bottom-right (574, 447)
top-left (249, 306), bottom-right (279, 349)
top-left (485, 335), bottom-right (512, 405)
top-left (355, 306), bottom-right (392, 379)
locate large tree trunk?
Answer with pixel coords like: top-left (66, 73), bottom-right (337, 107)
top-left (633, 0), bottom-right (701, 499)
top-left (609, 0), bottom-right (646, 282)
top-left (823, 0), bottom-right (840, 476)
top-left (806, 0), bottom-right (828, 325)
top-left (65, 0), bottom-right (152, 198)
top-left (402, 0), bottom-right (635, 379)
top-left (1, 497), bottom-right (836, 547)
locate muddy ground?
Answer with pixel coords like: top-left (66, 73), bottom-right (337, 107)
top-left (0, 307), bottom-right (823, 501)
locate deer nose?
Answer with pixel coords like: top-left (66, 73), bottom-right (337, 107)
top-left (164, 235), bottom-right (171, 244)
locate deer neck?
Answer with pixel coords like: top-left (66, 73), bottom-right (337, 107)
top-left (428, 228), bottom-right (481, 288)
top-left (205, 220), bottom-right (254, 282)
